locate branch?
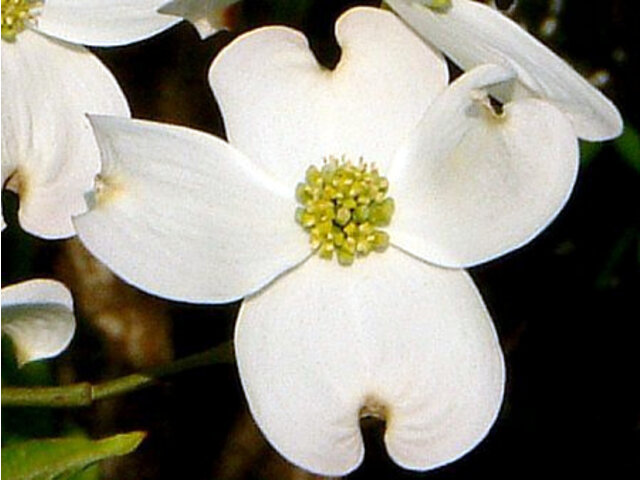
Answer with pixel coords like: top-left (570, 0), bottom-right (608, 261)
top-left (2, 342), bottom-right (234, 408)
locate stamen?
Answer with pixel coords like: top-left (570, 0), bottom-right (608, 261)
top-left (418, 0), bottom-right (452, 13)
top-left (2, 0), bottom-right (40, 42)
top-left (295, 156), bottom-right (394, 266)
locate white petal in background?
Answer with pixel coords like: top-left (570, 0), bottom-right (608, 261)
top-left (1, 30), bottom-right (130, 239)
top-left (158, 0), bottom-right (239, 40)
top-left (35, 0), bottom-right (181, 47)
top-left (236, 248), bottom-right (504, 475)
top-left (390, 64), bottom-right (579, 268)
top-left (74, 116), bottom-right (310, 304)
top-left (1, 279), bottom-right (76, 367)
top-left (386, 0), bottom-right (623, 141)
top-left (209, 6), bottom-right (447, 190)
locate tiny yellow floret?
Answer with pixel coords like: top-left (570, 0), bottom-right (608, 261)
top-left (418, 0), bottom-right (452, 13)
top-left (1, 0), bottom-right (39, 41)
top-left (295, 156), bottom-right (394, 266)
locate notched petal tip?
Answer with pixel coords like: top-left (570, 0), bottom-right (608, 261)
top-left (2, 32), bottom-right (129, 239)
top-left (236, 251), bottom-right (505, 474)
top-left (158, 0), bottom-right (240, 39)
top-left (210, 5), bottom-right (450, 188)
top-left (391, 79), bottom-right (579, 268)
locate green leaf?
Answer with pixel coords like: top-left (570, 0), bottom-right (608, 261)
top-left (614, 124), bottom-right (640, 174)
top-left (579, 139), bottom-right (603, 167)
top-left (595, 227), bottom-right (640, 290)
top-left (1, 432), bottom-right (145, 480)
top-left (60, 465), bottom-right (100, 480)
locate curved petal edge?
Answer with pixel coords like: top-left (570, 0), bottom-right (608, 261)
top-left (1, 279), bottom-right (76, 366)
top-left (390, 64), bottom-right (579, 268)
top-left (74, 115), bottom-right (310, 304)
top-left (386, 0), bottom-right (623, 141)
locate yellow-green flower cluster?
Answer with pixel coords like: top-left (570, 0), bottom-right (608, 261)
top-left (1, 0), bottom-right (38, 41)
top-left (295, 157), bottom-right (395, 266)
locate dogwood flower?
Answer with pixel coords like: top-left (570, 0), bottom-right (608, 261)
top-left (1, 278), bottom-right (76, 366)
top-left (71, 7), bottom-right (579, 475)
top-left (0, 0), bottom-right (201, 238)
top-left (385, 0), bottom-right (623, 141)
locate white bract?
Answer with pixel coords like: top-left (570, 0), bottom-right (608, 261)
top-left (385, 0), bottom-right (623, 141)
top-left (1, 0), bottom-right (196, 238)
top-left (1, 278), bottom-right (76, 366)
top-left (72, 7), bottom-right (579, 475)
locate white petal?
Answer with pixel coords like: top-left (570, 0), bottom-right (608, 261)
top-left (1, 279), bottom-right (76, 366)
top-left (386, 0), bottom-right (623, 141)
top-left (74, 116), bottom-right (310, 304)
top-left (235, 248), bottom-right (504, 475)
top-left (1, 31), bottom-right (130, 239)
top-left (35, 0), bottom-right (181, 46)
top-left (158, 0), bottom-right (238, 40)
top-left (209, 6), bottom-right (447, 190)
top-left (389, 64), bottom-right (579, 268)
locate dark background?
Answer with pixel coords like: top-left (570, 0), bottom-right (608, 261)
top-left (2, 1), bottom-right (639, 479)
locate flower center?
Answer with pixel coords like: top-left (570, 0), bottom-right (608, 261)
top-left (295, 156), bottom-right (395, 266)
top-left (1, 0), bottom-right (40, 41)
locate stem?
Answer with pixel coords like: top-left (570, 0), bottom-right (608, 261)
top-left (2, 342), bottom-right (234, 408)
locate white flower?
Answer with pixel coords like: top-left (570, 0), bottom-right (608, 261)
top-left (72, 7), bottom-right (579, 475)
top-left (385, 0), bottom-right (623, 141)
top-left (1, 278), bottom-right (76, 367)
top-left (0, 0), bottom-right (183, 238)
